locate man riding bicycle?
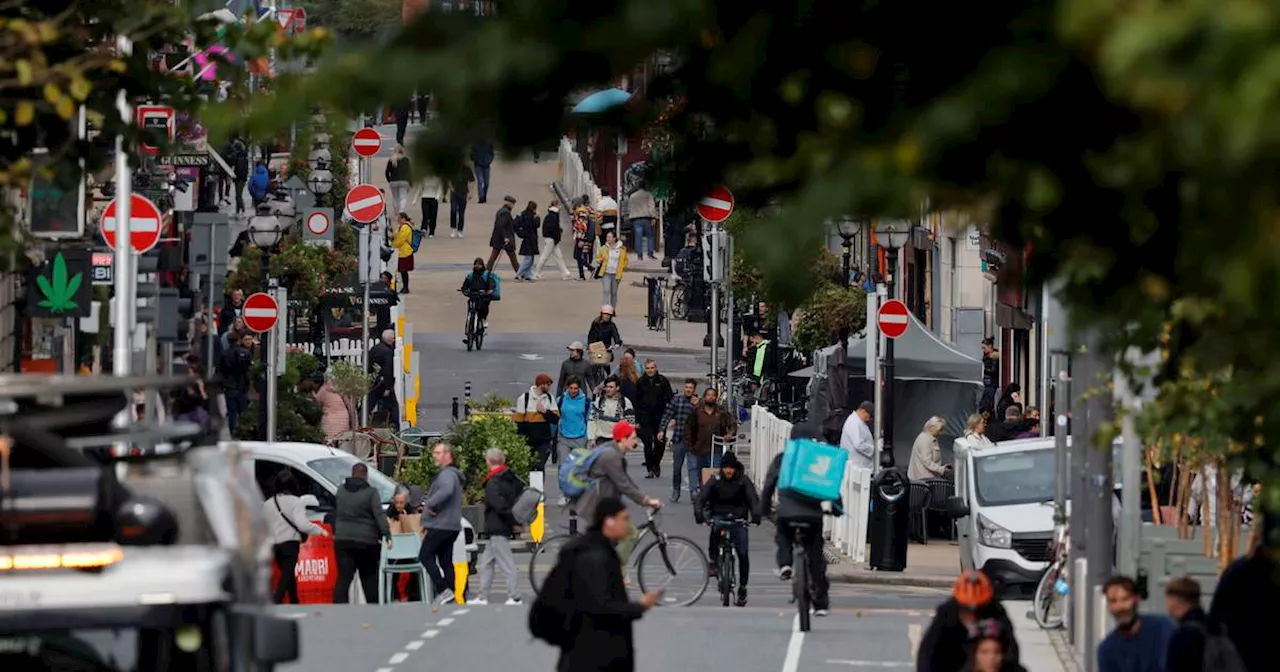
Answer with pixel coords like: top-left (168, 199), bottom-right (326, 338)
top-left (917, 570), bottom-right (1020, 672)
top-left (759, 421), bottom-right (843, 616)
top-left (460, 257), bottom-right (496, 334)
top-left (694, 451), bottom-right (760, 607)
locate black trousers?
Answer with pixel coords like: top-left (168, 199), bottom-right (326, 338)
top-left (332, 541), bottom-right (381, 604)
top-left (531, 440), bottom-right (552, 472)
top-left (708, 522), bottom-right (751, 587)
top-left (421, 197), bottom-right (439, 235)
top-left (449, 196), bottom-right (467, 231)
top-left (775, 518), bottom-right (830, 609)
top-left (419, 529), bottom-right (460, 596)
top-left (272, 541), bottom-right (302, 604)
top-left (639, 422), bottom-right (664, 473)
top-left (486, 245), bottom-right (519, 273)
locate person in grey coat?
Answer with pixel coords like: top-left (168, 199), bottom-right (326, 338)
top-left (557, 341), bottom-right (595, 397)
top-left (419, 442), bottom-right (467, 604)
top-left (332, 462), bottom-right (391, 604)
top-left (571, 421), bottom-right (663, 564)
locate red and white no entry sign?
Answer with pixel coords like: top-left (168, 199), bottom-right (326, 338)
top-left (306, 210), bottom-right (331, 236)
top-left (351, 128), bottom-right (382, 158)
top-left (877, 299), bottom-right (910, 339)
top-left (101, 194), bottom-right (163, 254)
top-left (696, 185), bottom-right (735, 223)
top-left (345, 184), bottom-right (385, 224)
top-left (242, 292), bottom-right (280, 333)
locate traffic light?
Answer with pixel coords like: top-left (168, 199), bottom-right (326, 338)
top-left (134, 252), bottom-right (191, 343)
top-left (702, 230), bottom-right (725, 282)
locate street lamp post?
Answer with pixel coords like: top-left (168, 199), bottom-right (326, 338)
top-left (249, 214), bottom-right (285, 441)
top-left (836, 218), bottom-right (859, 289)
top-left (874, 219), bottom-right (912, 468)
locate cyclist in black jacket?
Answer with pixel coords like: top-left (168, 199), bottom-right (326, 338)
top-left (760, 422), bottom-right (844, 615)
top-left (695, 451), bottom-right (761, 606)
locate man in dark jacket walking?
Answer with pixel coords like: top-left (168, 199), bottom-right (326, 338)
top-left (486, 195), bottom-right (520, 273)
top-left (683, 387), bottom-right (736, 495)
top-left (534, 201), bottom-right (572, 279)
top-left (555, 497), bottom-right (661, 672)
top-left (367, 329), bottom-right (398, 427)
top-left (1210, 512), bottom-right (1279, 672)
top-left (474, 447), bottom-right (524, 605)
top-left (420, 442), bottom-right (466, 604)
top-left (332, 463), bottom-right (392, 603)
top-left (219, 331), bottom-right (254, 433)
top-left (1165, 575), bottom-right (1226, 672)
top-left (557, 341), bottom-right (594, 397)
top-left (636, 359), bottom-right (674, 479)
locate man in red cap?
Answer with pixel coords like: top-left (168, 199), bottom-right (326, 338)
top-left (571, 421), bottom-right (663, 563)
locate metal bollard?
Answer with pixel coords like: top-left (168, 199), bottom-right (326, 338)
top-left (464, 381), bottom-right (472, 418)
top-left (452, 396), bottom-right (459, 421)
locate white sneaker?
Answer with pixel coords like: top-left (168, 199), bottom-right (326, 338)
top-left (434, 589), bottom-right (456, 605)
top-left (813, 608), bottom-right (829, 617)
top-left (505, 597), bottom-right (523, 606)
top-left (534, 273), bottom-right (544, 280)
top-left (482, 319), bottom-right (489, 329)
top-left (458, 231), bottom-right (464, 238)
top-left (450, 230), bottom-right (458, 238)
top-left (469, 597), bottom-right (489, 605)
top-left (556, 496), bottom-right (569, 506)
top-left (777, 566), bottom-right (793, 581)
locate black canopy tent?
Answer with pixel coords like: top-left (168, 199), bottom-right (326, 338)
top-left (793, 313), bottom-right (982, 466)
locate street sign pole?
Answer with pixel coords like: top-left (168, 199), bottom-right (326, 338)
top-left (112, 38), bottom-right (134, 377)
top-left (881, 250), bottom-right (900, 469)
top-left (725, 231), bottom-right (734, 413)
top-left (266, 282), bottom-right (280, 442)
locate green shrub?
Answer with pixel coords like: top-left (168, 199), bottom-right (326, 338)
top-left (396, 415), bottom-right (533, 504)
top-left (233, 351), bottom-right (325, 444)
top-left (791, 282), bottom-right (868, 355)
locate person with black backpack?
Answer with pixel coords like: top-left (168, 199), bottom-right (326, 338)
top-left (529, 496), bottom-right (660, 671)
top-left (1166, 575), bottom-right (1247, 672)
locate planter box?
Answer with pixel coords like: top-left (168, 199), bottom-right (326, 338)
top-left (461, 504), bottom-right (485, 536)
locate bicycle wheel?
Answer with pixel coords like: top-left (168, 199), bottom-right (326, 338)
top-left (718, 546), bottom-right (734, 607)
top-left (1033, 562), bottom-right (1065, 629)
top-left (794, 549), bottom-right (811, 632)
top-left (670, 286), bottom-right (687, 320)
top-left (465, 311), bottom-right (475, 352)
top-left (635, 535), bottom-right (709, 607)
top-left (529, 534), bottom-right (571, 594)
top-left (475, 321), bottom-right (485, 351)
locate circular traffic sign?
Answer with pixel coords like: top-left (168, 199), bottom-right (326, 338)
top-left (351, 127), bottom-right (382, 158)
top-left (101, 194), bottom-right (163, 254)
top-left (306, 210), bottom-right (331, 236)
top-left (696, 185), bottom-right (735, 223)
top-left (242, 292), bottom-right (280, 333)
top-left (877, 299), bottom-right (910, 339)
top-left (345, 184), bottom-right (385, 224)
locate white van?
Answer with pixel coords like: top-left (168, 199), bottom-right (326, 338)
top-left (948, 437), bottom-right (1120, 592)
top-left (231, 442), bottom-right (478, 571)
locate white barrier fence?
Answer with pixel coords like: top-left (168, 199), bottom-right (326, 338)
top-left (557, 137), bottom-right (602, 208)
top-left (748, 405), bottom-right (872, 564)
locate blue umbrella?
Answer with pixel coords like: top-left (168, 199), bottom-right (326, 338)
top-left (571, 88), bottom-right (632, 115)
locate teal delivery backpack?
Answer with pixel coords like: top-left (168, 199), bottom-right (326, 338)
top-left (778, 438), bottom-right (848, 502)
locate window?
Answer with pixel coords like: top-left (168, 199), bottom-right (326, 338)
top-left (308, 457), bottom-right (398, 504)
top-left (254, 459), bottom-right (336, 510)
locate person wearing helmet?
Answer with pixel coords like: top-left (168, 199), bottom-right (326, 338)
top-left (759, 421), bottom-right (843, 616)
top-left (917, 570), bottom-right (1020, 672)
top-left (961, 619), bottom-right (1027, 672)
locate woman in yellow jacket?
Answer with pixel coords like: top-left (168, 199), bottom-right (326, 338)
top-left (391, 213), bottom-right (416, 294)
top-left (594, 229), bottom-right (628, 308)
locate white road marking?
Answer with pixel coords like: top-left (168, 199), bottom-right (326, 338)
top-left (826, 661), bottom-right (913, 668)
top-left (422, 629), bottom-right (440, 638)
top-left (437, 617), bottom-right (455, 626)
top-left (388, 652), bottom-right (409, 664)
top-left (781, 614), bottom-right (805, 672)
top-left (908, 623), bottom-right (922, 662)
top-left (376, 668), bottom-right (393, 672)
top-left (277, 612), bottom-right (308, 620)
top-left (453, 608), bottom-right (470, 614)
top-left (405, 640), bottom-right (424, 651)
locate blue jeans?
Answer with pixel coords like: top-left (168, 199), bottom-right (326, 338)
top-left (473, 164), bottom-right (491, 202)
top-left (687, 450), bottom-right (721, 495)
top-left (517, 254), bottom-right (536, 280)
top-left (632, 218), bottom-right (655, 258)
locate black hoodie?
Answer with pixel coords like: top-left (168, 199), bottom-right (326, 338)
top-left (917, 598), bottom-right (1020, 672)
top-left (333, 477), bottom-right (391, 545)
top-left (695, 453), bottom-right (761, 524)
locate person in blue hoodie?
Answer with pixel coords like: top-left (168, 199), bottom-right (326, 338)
top-left (248, 161), bottom-right (270, 206)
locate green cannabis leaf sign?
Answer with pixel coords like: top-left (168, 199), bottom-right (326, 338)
top-left (25, 249), bottom-right (91, 318)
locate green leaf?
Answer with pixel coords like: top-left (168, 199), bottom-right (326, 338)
top-left (34, 253), bottom-right (82, 314)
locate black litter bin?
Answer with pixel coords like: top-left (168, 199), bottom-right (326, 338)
top-left (868, 468), bottom-right (910, 571)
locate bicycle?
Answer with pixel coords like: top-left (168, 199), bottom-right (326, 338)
top-left (709, 516), bottom-right (749, 607)
top-left (1032, 524), bottom-right (1070, 629)
top-left (529, 506), bottom-right (710, 606)
top-left (459, 289), bottom-right (487, 351)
